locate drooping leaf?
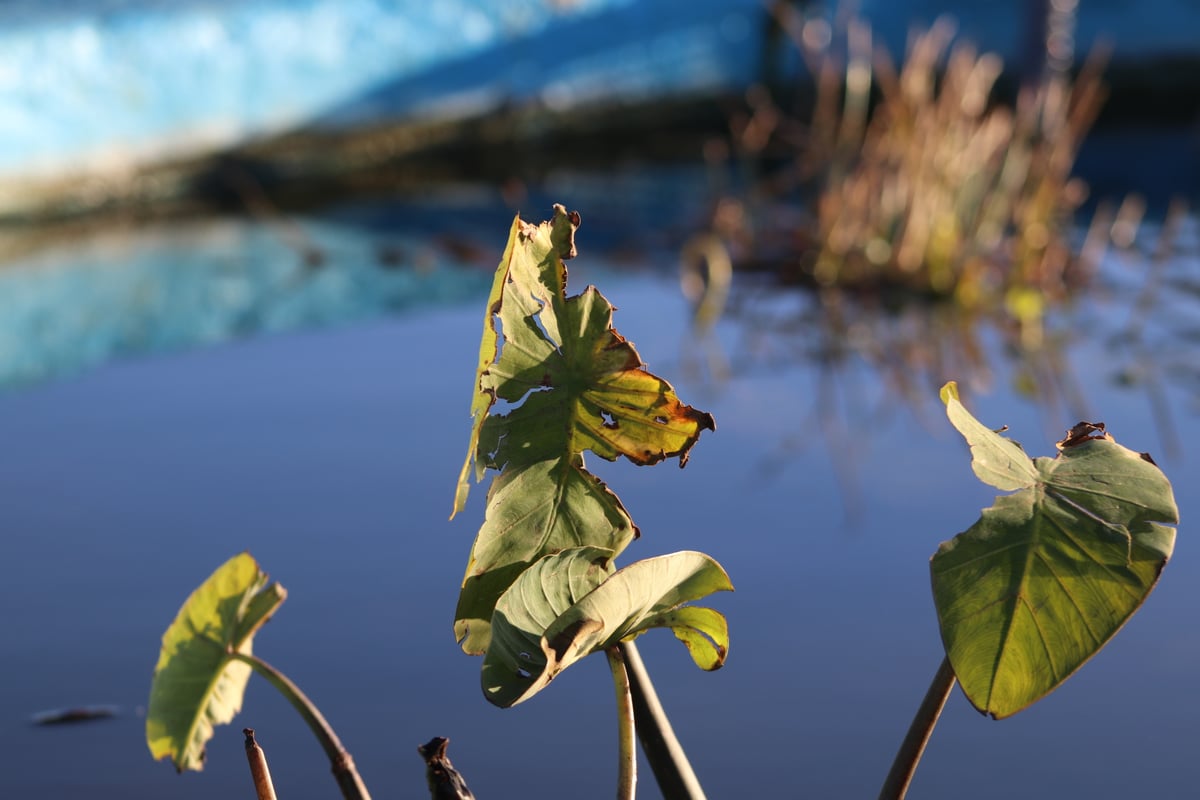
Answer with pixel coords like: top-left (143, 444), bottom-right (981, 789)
top-left (147, 553), bottom-right (285, 771)
top-left (932, 382), bottom-right (1178, 719)
top-left (454, 457), bottom-right (636, 654)
top-left (940, 382), bottom-right (1039, 491)
top-left (481, 546), bottom-right (615, 703)
top-left (452, 206), bottom-right (715, 653)
top-left (482, 548), bottom-right (732, 708)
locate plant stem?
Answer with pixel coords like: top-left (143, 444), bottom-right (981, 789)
top-left (418, 737), bottom-right (476, 800)
top-left (232, 651), bottom-right (372, 800)
top-left (607, 646), bottom-right (637, 800)
top-left (878, 656), bottom-right (957, 800)
top-left (619, 642), bottom-right (706, 800)
top-left (243, 728), bottom-right (279, 800)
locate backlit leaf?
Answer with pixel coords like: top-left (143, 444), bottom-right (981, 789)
top-left (452, 206), bottom-right (714, 654)
top-left (146, 553), bottom-right (285, 771)
top-left (932, 382), bottom-right (1178, 718)
top-left (454, 456), bottom-right (636, 654)
top-left (482, 548), bottom-right (732, 708)
top-left (451, 217), bottom-right (522, 518)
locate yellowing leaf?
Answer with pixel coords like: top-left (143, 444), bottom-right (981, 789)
top-left (452, 206), bottom-right (715, 654)
top-left (451, 216), bottom-right (523, 519)
top-left (452, 206), bottom-right (713, 514)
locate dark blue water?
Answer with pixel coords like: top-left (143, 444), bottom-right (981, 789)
top-left (0, 197), bottom-right (1196, 799)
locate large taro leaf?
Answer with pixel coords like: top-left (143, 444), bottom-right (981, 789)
top-left (482, 547), bottom-right (732, 708)
top-left (451, 206), bottom-right (714, 654)
top-left (932, 382), bottom-right (1178, 719)
top-left (147, 553), bottom-right (285, 771)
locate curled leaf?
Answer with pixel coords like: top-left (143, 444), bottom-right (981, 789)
top-left (482, 548), bottom-right (732, 708)
top-left (454, 458), bottom-right (635, 654)
top-left (146, 553), bottom-right (285, 771)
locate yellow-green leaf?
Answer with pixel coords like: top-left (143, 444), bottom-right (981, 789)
top-left (451, 216), bottom-right (522, 519)
top-left (452, 206), bottom-right (714, 654)
top-left (146, 553), bottom-right (285, 771)
top-left (933, 383), bottom-right (1178, 718)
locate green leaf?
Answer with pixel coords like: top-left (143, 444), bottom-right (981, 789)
top-left (482, 548), bottom-right (732, 708)
top-left (454, 457), bottom-right (636, 654)
top-left (939, 382), bottom-right (1039, 491)
top-left (933, 382), bottom-right (1179, 718)
top-left (452, 206), bottom-right (714, 653)
top-left (146, 553), bottom-right (286, 771)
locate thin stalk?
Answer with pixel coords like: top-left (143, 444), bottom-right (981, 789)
top-left (879, 656), bottom-right (958, 800)
top-left (243, 728), bottom-right (279, 800)
top-left (232, 651), bottom-right (372, 800)
top-left (619, 642), bottom-right (706, 800)
top-left (607, 646), bottom-right (637, 800)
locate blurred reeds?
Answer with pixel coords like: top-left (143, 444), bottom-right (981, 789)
top-left (680, 8), bottom-right (1157, 447)
top-left (701, 10), bottom-right (1127, 333)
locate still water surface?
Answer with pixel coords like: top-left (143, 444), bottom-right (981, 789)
top-left (0, 197), bottom-right (1196, 799)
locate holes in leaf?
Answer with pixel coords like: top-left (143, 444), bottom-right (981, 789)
top-left (528, 293), bottom-right (563, 354)
top-left (516, 668), bottom-right (532, 679)
top-left (600, 411), bottom-right (619, 430)
top-left (653, 415), bottom-right (668, 425)
top-left (491, 310), bottom-right (508, 363)
top-left (492, 385), bottom-right (551, 415)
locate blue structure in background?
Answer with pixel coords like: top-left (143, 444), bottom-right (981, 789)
top-left (0, 0), bottom-right (767, 182)
top-left (4, 0), bottom-right (1197, 184)
top-left (0, 0), bottom-right (628, 179)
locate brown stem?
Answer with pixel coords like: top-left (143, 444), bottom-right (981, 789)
top-left (878, 656), bottom-right (958, 800)
top-left (418, 737), bottom-right (477, 800)
top-left (243, 728), bottom-right (279, 800)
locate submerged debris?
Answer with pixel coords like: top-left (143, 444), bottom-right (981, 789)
top-left (31, 704), bottom-right (121, 725)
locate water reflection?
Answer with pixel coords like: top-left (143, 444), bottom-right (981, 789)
top-left (0, 215), bottom-right (491, 387)
top-left (676, 199), bottom-right (1199, 524)
top-left (0, 213), bottom-right (1196, 800)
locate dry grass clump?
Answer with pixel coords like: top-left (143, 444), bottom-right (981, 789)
top-left (705, 13), bottom-right (1120, 327)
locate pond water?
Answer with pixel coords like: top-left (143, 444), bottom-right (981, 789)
top-left (0, 180), bottom-right (1197, 799)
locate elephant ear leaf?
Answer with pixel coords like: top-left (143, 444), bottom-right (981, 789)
top-left (451, 206), bottom-right (715, 655)
top-left (932, 382), bottom-right (1178, 719)
top-left (146, 553), bottom-right (285, 771)
top-left (451, 204), bottom-right (714, 517)
top-left (482, 548), bottom-right (732, 708)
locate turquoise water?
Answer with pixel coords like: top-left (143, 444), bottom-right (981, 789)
top-left (0, 194), bottom-right (1196, 798)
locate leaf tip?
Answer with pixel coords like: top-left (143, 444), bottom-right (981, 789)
top-left (550, 204), bottom-right (581, 260)
top-left (939, 381), bottom-right (960, 406)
